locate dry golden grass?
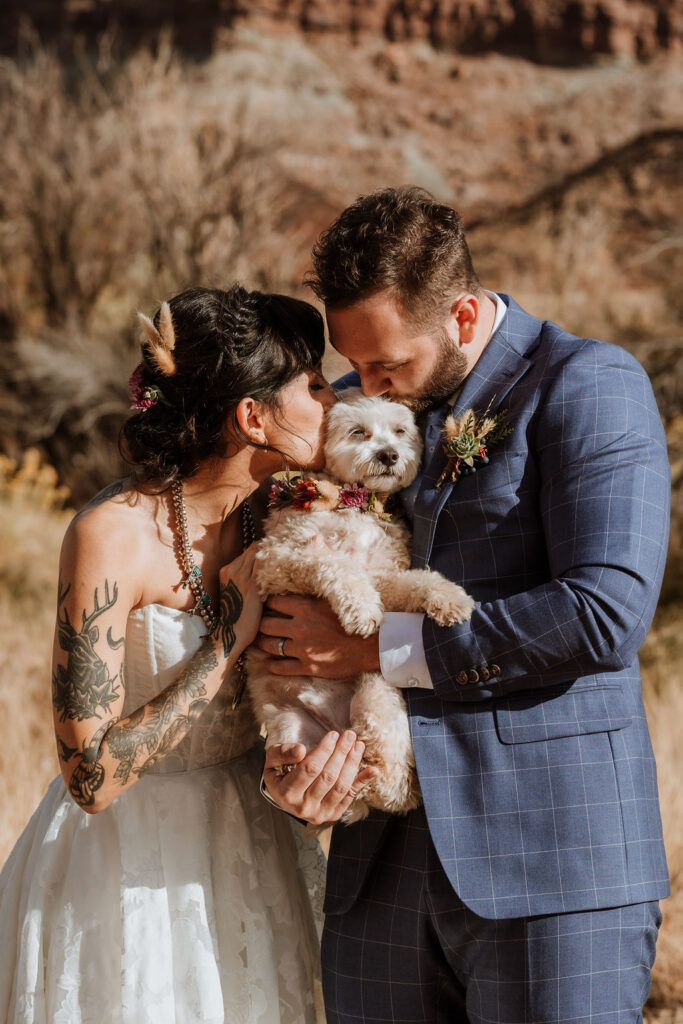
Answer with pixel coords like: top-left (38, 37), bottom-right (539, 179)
top-left (0, 452), bottom-right (70, 860)
top-left (0, 33), bottom-right (398, 504)
top-left (0, 451), bottom-right (680, 1018)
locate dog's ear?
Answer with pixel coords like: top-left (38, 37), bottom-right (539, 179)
top-left (335, 387), bottom-right (364, 404)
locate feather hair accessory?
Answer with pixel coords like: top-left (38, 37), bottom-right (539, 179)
top-left (137, 300), bottom-right (177, 376)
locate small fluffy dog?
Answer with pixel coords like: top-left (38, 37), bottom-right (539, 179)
top-left (247, 391), bottom-right (474, 823)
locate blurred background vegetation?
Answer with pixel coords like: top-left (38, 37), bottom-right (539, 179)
top-left (0, 3), bottom-right (681, 1018)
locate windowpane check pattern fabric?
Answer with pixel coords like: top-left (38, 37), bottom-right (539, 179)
top-left (323, 806), bottom-right (661, 1024)
top-left (328, 295), bottom-right (670, 921)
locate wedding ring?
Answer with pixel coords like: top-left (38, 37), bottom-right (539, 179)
top-left (277, 636), bottom-right (287, 658)
top-left (275, 763), bottom-right (294, 777)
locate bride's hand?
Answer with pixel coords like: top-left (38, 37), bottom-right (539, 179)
top-left (214, 543), bottom-right (263, 660)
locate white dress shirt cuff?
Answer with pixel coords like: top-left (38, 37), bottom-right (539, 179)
top-left (379, 613), bottom-right (434, 689)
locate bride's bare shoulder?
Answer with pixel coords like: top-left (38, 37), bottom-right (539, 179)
top-left (56, 480), bottom-right (163, 613)
top-left (64, 478), bottom-right (159, 552)
top-left (72, 478), bottom-right (139, 520)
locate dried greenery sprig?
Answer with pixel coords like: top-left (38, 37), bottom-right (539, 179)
top-left (436, 398), bottom-right (513, 488)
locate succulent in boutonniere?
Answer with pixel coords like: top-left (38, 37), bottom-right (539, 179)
top-left (436, 398), bottom-right (514, 488)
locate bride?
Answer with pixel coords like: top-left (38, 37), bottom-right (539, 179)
top-left (0, 285), bottom-right (371, 1023)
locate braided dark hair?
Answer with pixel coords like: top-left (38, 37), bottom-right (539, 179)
top-left (120, 285), bottom-right (326, 487)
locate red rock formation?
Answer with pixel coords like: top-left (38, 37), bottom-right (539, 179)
top-left (2, 0), bottom-right (681, 61)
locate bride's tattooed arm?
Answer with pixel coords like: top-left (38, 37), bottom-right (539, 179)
top-left (53, 511), bottom-right (259, 812)
top-left (53, 573), bottom-right (226, 812)
top-left (103, 637), bottom-right (217, 787)
top-left (66, 638), bottom-right (218, 807)
top-left (52, 576), bottom-right (124, 723)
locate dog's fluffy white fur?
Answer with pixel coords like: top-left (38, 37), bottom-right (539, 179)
top-left (247, 390), bottom-right (474, 823)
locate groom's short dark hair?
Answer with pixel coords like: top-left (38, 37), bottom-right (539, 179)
top-left (307, 186), bottom-right (481, 330)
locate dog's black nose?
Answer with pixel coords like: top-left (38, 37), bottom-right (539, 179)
top-left (378, 448), bottom-right (399, 466)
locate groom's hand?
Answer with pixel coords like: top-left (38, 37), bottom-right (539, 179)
top-left (256, 595), bottom-right (380, 678)
top-left (264, 731), bottom-right (379, 825)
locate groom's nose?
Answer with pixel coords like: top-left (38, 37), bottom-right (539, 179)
top-left (359, 368), bottom-right (391, 398)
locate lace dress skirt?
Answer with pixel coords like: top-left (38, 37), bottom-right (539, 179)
top-left (0, 604), bottom-right (326, 1024)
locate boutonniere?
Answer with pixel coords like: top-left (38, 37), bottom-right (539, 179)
top-left (436, 398), bottom-right (513, 487)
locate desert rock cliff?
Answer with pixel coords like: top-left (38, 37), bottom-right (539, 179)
top-left (3, 0), bottom-right (681, 60)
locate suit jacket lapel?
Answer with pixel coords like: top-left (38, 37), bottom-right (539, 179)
top-left (412, 295), bottom-right (538, 568)
top-left (411, 403), bottom-right (453, 568)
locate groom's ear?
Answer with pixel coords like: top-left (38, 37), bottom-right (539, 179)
top-left (234, 397), bottom-right (268, 445)
top-left (449, 294), bottom-right (479, 345)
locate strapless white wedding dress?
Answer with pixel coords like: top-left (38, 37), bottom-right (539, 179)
top-left (0, 604), bottom-right (326, 1024)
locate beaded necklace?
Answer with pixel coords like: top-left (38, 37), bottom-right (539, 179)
top-left (170, 478), bottom-right (256, 708)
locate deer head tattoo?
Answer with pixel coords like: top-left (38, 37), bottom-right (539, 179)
top-left (52, 578), bottom-right (125, 723)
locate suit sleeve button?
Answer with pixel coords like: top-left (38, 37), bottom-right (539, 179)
top-left (467, 669), bottom-right (480, 684)
top-left (490, 664), bottom-right (501, 676)
top-left (456, 670), bottom-right (469, 685)
top-left (479, 666), bottom-right (490, 681)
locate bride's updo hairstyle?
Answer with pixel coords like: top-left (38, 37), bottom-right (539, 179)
top-left (121, 285), bottom-right (326, 487)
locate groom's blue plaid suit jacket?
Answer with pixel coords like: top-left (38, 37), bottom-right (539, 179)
top-left (327, 294), bottom-right (670, 920)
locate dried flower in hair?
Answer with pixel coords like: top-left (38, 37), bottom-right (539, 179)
top-left (128, 363), bottom-right (171, 411)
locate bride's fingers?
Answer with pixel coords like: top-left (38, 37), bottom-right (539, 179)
top-left (276, 731), bottom-right (350, 805)
top-left (265, 742), bottom-right (306, 774)
top-left (329, 766), bottom-right (380, 820)
top-left (239, 543), bottom-right (259, 570)
top-left (219, 542), bottom-right (259, 580)
top-left (263, 732), bottom-right (377, 824)
top-left (302, 732), bottom-right (364, 808)
top-left (349, 765), bottom-right (380, 795)
top-left (319, 755), bottom-right (379, 818)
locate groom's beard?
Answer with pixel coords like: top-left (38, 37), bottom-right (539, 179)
top-left (394, 330), bottom-right (468, 415)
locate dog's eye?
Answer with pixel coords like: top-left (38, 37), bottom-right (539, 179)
top-left (394, 428), bottom-right (406, 436)
top-left (350, 428), bottom-right (367, 437)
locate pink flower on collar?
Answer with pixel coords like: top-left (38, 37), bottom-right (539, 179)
top-left (268, 479), bottom-right (289, 505)
top-left (338, 483), bottom-right (370, 510)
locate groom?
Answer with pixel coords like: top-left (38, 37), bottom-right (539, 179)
top-left (260, 187), bottom-right (670, 1021)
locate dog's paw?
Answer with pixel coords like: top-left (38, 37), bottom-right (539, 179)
top-left (337, 601), bottom-right (384, 637)
top-left (353, 613), bottom-right (383, 638)
top-left (423, 582), bottom-right (475, 626)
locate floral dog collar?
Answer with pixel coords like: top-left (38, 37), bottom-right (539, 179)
top-left (268, 477), bottom-right (393, 519)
